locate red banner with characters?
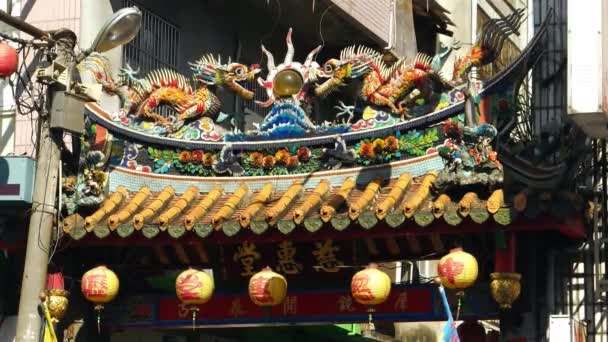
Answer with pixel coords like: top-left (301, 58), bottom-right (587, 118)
top-left (106, 285), bottom-right (500, 328)
top-left (156, 285), bottom-right (435, 325)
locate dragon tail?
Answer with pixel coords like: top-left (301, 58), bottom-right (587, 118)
top-left (477, 7), bottom-right (526, 64)
top-left (78, 53), bottom-right (115, 83)
top-left (78, 53), bottom-right (135, 112)
top-left (452, 8), bottom-right (525, 82)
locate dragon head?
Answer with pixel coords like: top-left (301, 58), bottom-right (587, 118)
top-left (315, 46), bottom-right (380, 97)
top-left (190, 54), bottom-right (260, 100)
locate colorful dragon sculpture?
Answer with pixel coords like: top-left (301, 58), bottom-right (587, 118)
top-left (80, 54), bottom-right (260, 131)
top-left (256, 28), bottom-right (322, 107)
top-left (451, 8), bottom-right (526, 84)
top-left (315, 46), bottom-right (450, 119)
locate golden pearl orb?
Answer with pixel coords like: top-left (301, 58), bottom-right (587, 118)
top-left (273, 69), bottom-right (303, 97)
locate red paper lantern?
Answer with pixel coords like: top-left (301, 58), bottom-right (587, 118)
top-left (81, 265), bottom-right (119, 332)
top-left (0, 42), bottom-right (18, 77)
top-left (437, 248), bottom-right (479, 290)
top-left (176, 268), bottom-right (214, 305)
top-left (175, 268), bottom-right (214, 326)
top-left (248, 266), bottom-right (287, 306)
top-left (81, 266), bottom-right (119, 304)
top-left (351, 264), bottom-right (391, 306)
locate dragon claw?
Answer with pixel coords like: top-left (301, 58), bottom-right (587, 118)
top-left (334, 101), bottom-right (355, 125)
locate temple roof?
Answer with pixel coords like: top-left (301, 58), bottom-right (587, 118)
top-left (62, 171), bottom-right (582, 241)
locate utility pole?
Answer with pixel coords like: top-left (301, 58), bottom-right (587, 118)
top-left (0, 6), bottom-right (141, 340)
top-left (15, 34), bottom-right (77, 342)
top-left (0, 10), bottom-right (74, 342)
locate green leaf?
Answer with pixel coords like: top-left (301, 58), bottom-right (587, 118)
top-left (162, 150), bottom-right (173, 161)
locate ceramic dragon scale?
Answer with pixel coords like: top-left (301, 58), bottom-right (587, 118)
top-left (314, 46), bottom-right (452, 119)
top-left (80, 54), bottom-right (260, 131)
top-left (314, 8), bottom-right (526, 118)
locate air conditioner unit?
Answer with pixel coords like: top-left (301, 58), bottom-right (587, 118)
top-left (0, 156), bottom-right (36, 204)
top-left (548, 315), bottom-right (586, 342)
top-left (567, 0), bottom-right (608, 138)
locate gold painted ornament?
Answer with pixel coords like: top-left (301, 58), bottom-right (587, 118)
top-left (175, 268), bottom-right (214, 328)
top-left (273, 69), bottom-right (304, 97)
top-left (45, 272), bottom-right (69, 323)
top-left (81, 265), bottom-right (120, 332)
top-left (45, 289), bottom-right (70, 323)
top-left (248, 266), bottom-right (287, 306)
top-left (490, 272), bottom-right (521, 309)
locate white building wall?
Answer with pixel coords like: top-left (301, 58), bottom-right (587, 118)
top-left (0, 0), bottom-right (21, 156)
top-left (11, 0), bottom-right (81, 157)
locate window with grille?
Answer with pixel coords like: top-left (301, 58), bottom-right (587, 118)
top-left (121, 0), bottom-right (180, 74)
top-left (120, 0), bottom-right (180, 118)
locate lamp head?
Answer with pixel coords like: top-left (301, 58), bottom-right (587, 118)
top-left (90, 7), bottom-right (142, 53)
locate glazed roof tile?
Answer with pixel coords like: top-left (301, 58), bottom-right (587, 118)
top-left (63, 172), bottom-right (534, 241)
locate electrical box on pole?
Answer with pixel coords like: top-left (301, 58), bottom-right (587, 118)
top-left (49, 91), bottom-right (86, 135)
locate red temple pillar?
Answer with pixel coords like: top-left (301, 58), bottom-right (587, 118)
top-left (495, 232), bottom-right (516, 273)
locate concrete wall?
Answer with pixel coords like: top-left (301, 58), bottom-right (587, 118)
top-left (330, 0), bottom-right (391, 45)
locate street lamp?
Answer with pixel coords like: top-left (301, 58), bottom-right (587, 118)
top-left (89, 6), bottom-right (142, 54)
top-left (53, 7), bottom-right (142, 133)
top-left (11, 7), bottom-right (142, 342)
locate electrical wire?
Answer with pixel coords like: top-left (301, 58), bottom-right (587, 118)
top-left (258, 0), bottom-right (282, 68)
top-left (318, 3), bottom-right (335, 50)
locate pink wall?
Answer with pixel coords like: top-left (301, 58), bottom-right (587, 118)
top-left (14, 0), bottom-right (80, 156)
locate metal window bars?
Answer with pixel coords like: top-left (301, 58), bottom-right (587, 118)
top-left (121, 0), bottom-right (180, 118)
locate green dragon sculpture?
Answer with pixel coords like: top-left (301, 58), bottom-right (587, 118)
top-left (314, 46), bottom-right (451, 119)
top-left (79, 54), bottom-right (260, 131)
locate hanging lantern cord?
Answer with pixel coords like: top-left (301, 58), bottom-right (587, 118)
top-left (367, 307), bottom-right (376, 332)
top-left (190, 306), bottom-right (199, 330)
top-left (456, 291), bottom-right (464, 321)
top-left (94, 304), bottom-right (104, 334)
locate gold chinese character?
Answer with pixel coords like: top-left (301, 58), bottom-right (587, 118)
top-left (233, 242), bottom-right (261, 276)
top-left (276, 241), bottom-right (303, 275)
top-left (177, 303), bottom-right (190, 318)
top-left (282, 295), bottom-right (298, 316)
top-left (337, 295), bottom-right (355, 312)
top-left (394, 292), bottom-right (408, 311)
top-left (230, 298), bottom-right (246, 318)
top-left (312, 240), bottom-right (343, 272)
